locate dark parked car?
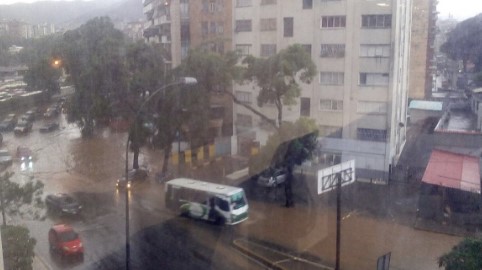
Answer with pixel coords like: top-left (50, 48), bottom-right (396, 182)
top-left (46, 193), bottom-right (82, 215)
top-left (0, 114), bottom-right (17, 131)
top-left (14, 120), bottom-right (33, 135)
top-left (44, 107), bottom-right (60, 118)
top-left (39, 122), bottom-right (59, 133)
top-left (116, 169), bottom-right (149, 189)
top-left (48, 224), bottom-right (84, 259)
top-left (257, 167), bottom-right (288, 187)
top-left (0, 149), bottom-right (13, 167)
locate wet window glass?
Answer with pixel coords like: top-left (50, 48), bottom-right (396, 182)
top-left (1, 0), bottom-right (482, 270)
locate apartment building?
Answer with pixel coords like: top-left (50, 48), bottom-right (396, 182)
top-left (142, 0), bottom-right (234, 141)
top-left (233, 0), bottom-right (413, 180)
top-left (409, 0), bottom-right (437, 99)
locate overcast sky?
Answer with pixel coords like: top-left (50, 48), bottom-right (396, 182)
top-left (0, 0), bottom-right (481, 20)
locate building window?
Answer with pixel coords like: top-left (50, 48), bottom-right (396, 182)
top-left (321, 16), bottom-right (346, 28)
top-left (236, 0), bottom-right (252, 7)
top-left (362, 15), bottom-right (392, 28)
top-left (357, 128), bottom-right (387, 142)
top-left (359, 73), bottom-right (389, 86)
top-left (235, 20), bottom-right (252, 32)
top-left (237, 114), bottom-right (253, 127)
top-left (260, 44), bottom-right (277, 57)
top-left (202, 22), bottom-right (208, 37)
top-left (320, 44), bottom-right (345, 58)
top-left (217, 21), bottom-right (224, 34)
top-left (319, 125), bottom-right (343, 138)
top-left (357, 101), bottom-right (387, 114)
top-left (236, 44), bottom-right (252, 56)
top-left (303, 0), bottom-right (313, 9)
top-left (318, 152), bottom-right (342, 166)
top-left (302, 44), bottom-right (312, 56)
top-left (360, 44), bottom-right (390, 58)
top-left (261, 0), bottom-right (276, 4)
top-left (260, 18), bottom-right (277, 31)
top-left (235, 91), bottom-right (251, 103)
top-left (300, 97), bottom-right (310, 116)
top-left (284, 17), bottom-right (294, 37)
top-left (210, 21), bottom-right (216, 34)
top-left (320, 99), bottom-right (343, 111)
top-left (320, 72), bottom-right (344, 85)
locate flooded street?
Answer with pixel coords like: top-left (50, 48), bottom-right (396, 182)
top-left (0, 112), bottom-right (463, 270)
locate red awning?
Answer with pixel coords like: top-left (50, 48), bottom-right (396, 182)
top-left (422, 150), bottom-right (480, 193)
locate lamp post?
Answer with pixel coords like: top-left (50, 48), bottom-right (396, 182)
top-left (124, 77), bottom-right (197, 270)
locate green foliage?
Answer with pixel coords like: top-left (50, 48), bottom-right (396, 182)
top-left (0, 35), bottom-right (27, 66)
top-left (1, 172), bottom-right (44, 222)
top-left (441, 14), bottom-right (482, 72)
top-left (249, 118), bottom-right (318, 176)
top-left (1, 225), bottom-right (36, 270)
top-left (23, 58), bottom-right (61, 93)
top-left (19, 35), bottom-right (64, 93)
top-left (243, 44), bottom-right (316, 126)
top-left (439, 238), bottom-right (482, 270)
top-left (61, 17), bottom-right (129, 137)
top-left (125, 42), bottom-right (169, 169)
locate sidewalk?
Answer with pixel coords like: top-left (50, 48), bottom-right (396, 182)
top-left (33, 255), bottom-right (51, 270)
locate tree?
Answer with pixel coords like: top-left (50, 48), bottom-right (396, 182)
top-left (125, 42), bottom-right (169, 169)
top-left (243, 44), bottom-right (316, 127)
top-left (0, 172), bottom-right (44, 225)
top-left (151, 50), bottom-right (229, 174)
top-left (438, 238), bottom-right (482, 270)
top-left (61, 17), bottom-right (129, 137)
top-left (1, 225), bottom-right (36, 270)
top-left (23, 57), bottom-right (61, 93)
top-left (249, 118), bottom-right (318, 207)
top-left (19, 35), bottom-right (64, 94)
top-left (441, 14), bottom-right (482, 72)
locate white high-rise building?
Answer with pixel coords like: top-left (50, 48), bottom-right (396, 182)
top-left (232, 0), bottom-right (412, 181)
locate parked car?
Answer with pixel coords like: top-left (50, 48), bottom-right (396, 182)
top-left (0, 149), bottom-right (13, 167)
top-left (14, 120), bottom-right (33, 135)
top-left (0, 114), bottom-right (17, 131)
top-left (39, 122), bottom-right (59, 133)
top-left (48, 224), bottom-right (84, 259)
top-left (44, 107), bottom-right (59, 118)
top-left (257, 167), bottom-right (288, 187)
top-left (46, 193), bottom-right (82, 215)
top-left (21, 110), bottom-right (35, 122)
top-left (16, 146), bottom-right (32, 161)
top-left (116, 168), bottom-right (149, 189)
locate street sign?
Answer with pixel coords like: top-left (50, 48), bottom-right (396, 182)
top-left (377, 252), bottom-right (391, 270)
top-left (317, 160), bottom-right (356, 195)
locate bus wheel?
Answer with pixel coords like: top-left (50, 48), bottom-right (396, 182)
top-left (215, 216), bottom-right (225, 226)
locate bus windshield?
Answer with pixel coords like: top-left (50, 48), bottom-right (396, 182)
top-left (231, 191), bottom-right (246, 210)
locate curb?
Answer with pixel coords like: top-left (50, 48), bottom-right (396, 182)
top-left (33, 255), bottom-right (52, 270)
top-left (233, 239), bottom-right (287, 270)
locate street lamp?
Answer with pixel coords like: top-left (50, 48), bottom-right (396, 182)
top-left (124, 77), bottom-right (197, 270)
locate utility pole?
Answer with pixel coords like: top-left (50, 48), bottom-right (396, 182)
top-left (335, 172), bottom-right (341, 270)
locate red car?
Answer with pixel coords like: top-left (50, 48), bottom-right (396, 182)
top-left (48, 224), bottom-right (84, 259)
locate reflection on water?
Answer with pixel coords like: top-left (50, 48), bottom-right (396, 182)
top-left (69, 128), bottom-right (126, 183)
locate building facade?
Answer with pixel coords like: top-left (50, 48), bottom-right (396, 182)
top-left (232, 0), bottom-right (413, 180)
top-left (408, 0), bottom-right (437, 99)
top-left (142, 0), bottom-right (234, 141)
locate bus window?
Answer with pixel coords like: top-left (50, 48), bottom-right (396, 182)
top-left (215, 197), bottom-right (230, 212)
top-left (231, 192), bottom-right (247, 210)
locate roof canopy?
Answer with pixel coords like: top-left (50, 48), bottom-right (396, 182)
top-left (422, 150), bottom-right (480, 193)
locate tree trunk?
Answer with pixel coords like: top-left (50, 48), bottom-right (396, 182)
top-left (284, 166), bottom-right (294, 208)
top-left (132, 145), bottom-right (140, 169)
top-left (276, 97), bottom-right (283, 127)
top-left (161, 143), bottom-right (173, 174)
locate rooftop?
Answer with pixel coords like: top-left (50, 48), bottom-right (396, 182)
top-left (422, 149), bottom-right (480, 193)
top-left (409, 100), bottom-right (443, 111)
